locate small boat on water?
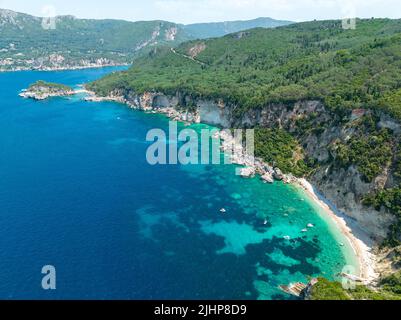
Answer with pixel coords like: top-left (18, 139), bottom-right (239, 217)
top-left (220, 208), bottom-right (227, 213)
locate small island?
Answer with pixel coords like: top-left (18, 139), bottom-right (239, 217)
top-left (19, 81), bottom-right (75, 100)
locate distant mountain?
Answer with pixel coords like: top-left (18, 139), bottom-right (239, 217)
top-left (0, 9), bottom-right (292, 71)
top-left (0, 9), bottom-right (189, 71)
top-left (183, 17), bottom-right (293, 39)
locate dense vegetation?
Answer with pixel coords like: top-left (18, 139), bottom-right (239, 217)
top-left (254, 128), bottom-right (310, 177)
top-left (309, 277), bottom-right (401, 300)
top-left (380, 270), bottom-right (401, 294)
top-left (90, 18), bottom-right (401, 119)
top-left (28, 80), bottom-right (72, 91)
top-left (89, 20), bottom-right (401, 244)
top-left (0, 9), bottom-right (290, 70)
top-left (363, 188), bottom-right (401, 246)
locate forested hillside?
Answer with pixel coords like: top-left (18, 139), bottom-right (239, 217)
top-left (0, 9), bottom-right (188, 70)
top-left (89, 19), bottom-right (401, 246)
top-left (90, 18), bottom-right (401, 119)
top-left (0, 9), bottom-right (291, 71)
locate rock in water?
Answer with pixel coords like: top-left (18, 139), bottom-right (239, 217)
top-left (239, 167), bottom-right (255, 178)
top-left (261, 173), bottom-right (274, 183)
top-left (273, 168), bottom-right (284, 181)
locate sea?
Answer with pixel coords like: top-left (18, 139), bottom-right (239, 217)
top-left (0, 67), bottom-right (357, 300)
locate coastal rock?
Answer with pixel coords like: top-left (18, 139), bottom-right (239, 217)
top-left (283, 174), bottom-right (296, 184)
top-left (86, 89), bottom-right (397, 242)
top-left (239, 167), bottom-right (256, 178)
top-left (261, 172), bottom-right (274, 183)
top-left (20, 81), bottom-right (74, 100)
top-left (273, 168), bottom-right (284, 181)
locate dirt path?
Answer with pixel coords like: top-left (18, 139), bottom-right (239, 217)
top-left (170, 48), bottom-right (206, 67)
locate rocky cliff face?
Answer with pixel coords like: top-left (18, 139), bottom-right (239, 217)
top-left (106, 89), bottom-right (397, 241)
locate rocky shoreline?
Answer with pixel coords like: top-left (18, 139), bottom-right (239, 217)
top-left (83, 91), bottom-right (294, 181)
top-left (19, 89), bottom-right (76, 100)
top-left (19, 85), bottom-right (386, 283)
top-left (19, 81), bottom-right (75, 100)
top-left (80, 90), bottom-right (380, 282)
top-left (219, 126), bottom-right (378, 283)
top-left (217, 129), bottom-right (294, 183)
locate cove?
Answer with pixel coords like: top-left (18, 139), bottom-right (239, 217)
top-left (0, 67), bottom-right (355, 300)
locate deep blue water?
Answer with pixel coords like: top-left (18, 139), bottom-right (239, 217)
top-left (0, 67), bottom-right (352, 300)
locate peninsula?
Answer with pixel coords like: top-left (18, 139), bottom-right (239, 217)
top-left (0, 9), bottom-right (291, 72)
top-left (19, 81), bottom-right (75, 100)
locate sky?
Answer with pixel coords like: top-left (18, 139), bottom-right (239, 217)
top-left (0, 0), bottom-right (400, 24)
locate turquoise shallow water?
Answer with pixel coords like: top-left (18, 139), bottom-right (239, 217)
top-left (0, 67), bottom-right (355, 299)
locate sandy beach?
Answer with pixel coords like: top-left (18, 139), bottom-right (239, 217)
top-left (216, 126), bottom-right (379, 283)
top-left (296, 178), bottom-right (378, 283)
top-left (79, 90), bottom-right (380, 284)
